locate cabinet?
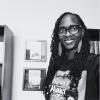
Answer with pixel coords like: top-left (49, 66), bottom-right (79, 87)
top-left (0, 25), bottom-right (13, 100)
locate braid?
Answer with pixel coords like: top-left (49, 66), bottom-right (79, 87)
top-left (70, 29), bottom-right (90, 78)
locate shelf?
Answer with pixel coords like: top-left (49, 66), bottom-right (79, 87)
top-left (0, 42), bottom-right (4, 63)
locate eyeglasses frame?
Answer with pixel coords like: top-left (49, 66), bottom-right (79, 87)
top-left (58, 25), bottom-right (83, 37)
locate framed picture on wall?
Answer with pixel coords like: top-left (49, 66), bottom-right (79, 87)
top-left (23, 68), bottom-right (46, 91)
top-left (25, 40), bottom-right (47, 62)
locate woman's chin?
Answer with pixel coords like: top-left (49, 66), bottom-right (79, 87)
top-left (63, 40), bottom-right (75, 50)
top-left (64, 44), bottom-right (78, 51)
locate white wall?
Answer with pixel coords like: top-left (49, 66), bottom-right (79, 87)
top-left (0, 0), bottom-right (100, 100)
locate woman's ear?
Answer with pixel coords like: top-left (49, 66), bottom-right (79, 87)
top-left (58, 42), bottom-right (62, 56)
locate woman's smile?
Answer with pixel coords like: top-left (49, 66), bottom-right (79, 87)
top-left (64, 40), bottom-right (74, 45)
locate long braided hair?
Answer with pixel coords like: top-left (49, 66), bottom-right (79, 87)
top-left (42, 12), bottom-right (90, 99)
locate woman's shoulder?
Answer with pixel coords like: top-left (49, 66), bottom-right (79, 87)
top-left (87, 53), bottom-right (99, 71)
top-left (87, 53), bottom-right (99, 63)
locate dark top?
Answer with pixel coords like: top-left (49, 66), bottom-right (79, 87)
top-left (44, 53), bottom-right (99, 100)
top-left (85, 54), bottom-right (99, 100)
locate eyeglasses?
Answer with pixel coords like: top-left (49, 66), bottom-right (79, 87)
top-left (58, 25), bottom-right (82, 37)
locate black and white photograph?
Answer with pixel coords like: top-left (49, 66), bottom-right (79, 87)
top-left (0, 0), bottom-right (99, 100)
top-left (25, 40), bottom-right (47, 62)
top-left (23, 68), bottom-right (46, 91)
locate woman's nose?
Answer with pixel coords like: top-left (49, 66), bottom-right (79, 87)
top-left (65, 31), bottom-right (71, 37)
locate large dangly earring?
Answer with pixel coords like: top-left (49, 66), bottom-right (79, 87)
top-left (58, 42), bottom-right (62, 56)
top-left (78, 40), bottom-right (82, 53)
top-left (78, 29), bottom-right (84, 53)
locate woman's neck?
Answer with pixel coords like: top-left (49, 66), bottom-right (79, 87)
top-left (65, 48), bottom-right (78, 60)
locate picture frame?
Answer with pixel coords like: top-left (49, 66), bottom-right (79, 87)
top-left (23, 68), bottom-right (46, 91)
top-left (25, 40), bottom-right (47, 62)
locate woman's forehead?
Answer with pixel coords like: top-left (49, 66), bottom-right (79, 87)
top-left (60, 15), bottom-right (80, 26)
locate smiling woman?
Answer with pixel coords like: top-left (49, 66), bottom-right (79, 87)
top-left (42, 12), bottom-right (99, 100)
top-left (58, 13), bottom-right (85, 52)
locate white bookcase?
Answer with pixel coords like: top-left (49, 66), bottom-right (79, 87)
top-left (0, 25), bottom-right (13, 100)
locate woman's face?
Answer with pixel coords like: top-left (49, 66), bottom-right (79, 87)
top-left (58, 15), bottom-right (84, 51)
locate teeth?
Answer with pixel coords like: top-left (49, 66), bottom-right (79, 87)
top-left (65, 40), bottom-right (73, 44)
